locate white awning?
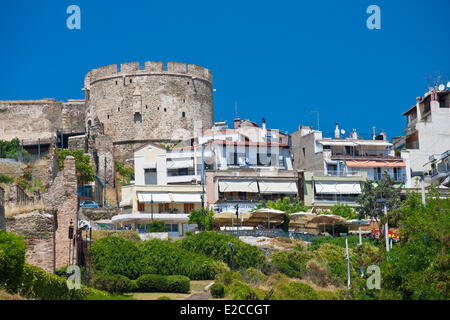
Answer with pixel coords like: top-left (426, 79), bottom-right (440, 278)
top-left (218, 179), bottom-right (259, 193)
top-left (258, 180), bottom-right (298, 194)
top-left (314, 181), bottom-right (361, 194)
top-left (171, 193), bottom-right (202, 203)
top-left (166, 159), bottom-right (194, 169)
top-left (137, 193), bottom-right (171, 203)
top-left (319, 140), bottom-right (357, 146)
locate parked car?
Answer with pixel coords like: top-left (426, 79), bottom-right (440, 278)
top-left (80, 200), bottom-right (100, 208)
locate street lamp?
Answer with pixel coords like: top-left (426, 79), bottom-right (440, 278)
top-left (340, 232), bottom-right (350, 289)
top-left (228, 242), bottom-right (235, 271)
top-left (234, 204), bottom-right (239, 237)
top-left (376, 198), bottom-right (390, 252)
top-left (411, 170), bottom-right (426, 206)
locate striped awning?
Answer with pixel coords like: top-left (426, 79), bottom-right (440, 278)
top-left (218, 180), bottom-right (259, 193)
top-left (314, 182), bottom-right (361, 194)
top-left (346, 160), bottom-right (406, 168)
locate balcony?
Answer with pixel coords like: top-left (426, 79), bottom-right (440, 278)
top-left (313, 170), bottom-right (363, 177)
top-left (167, 174), bottom-right (200, 184)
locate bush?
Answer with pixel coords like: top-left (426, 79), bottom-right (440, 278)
top-left (273, 280), bottom-right (321, 300)
top-left (157, 296), bottom-right (172, 300)
top-left (0, 174), bottom-right (15, 185)
top-left (271, 250), bottom-right (312, 279)
top-left (135, 274), bottom-right (190, 293)
top-left (215, 271), bottom-right (243, 286)
top-left (210, 283), bottom-right (225, 298)
top-left (138, 239), bottom-right (225, 280)
top-left (180, 232), bottom-right (265, 269)
top-left (224, 280), bottom-right (268, 300)
top-left (241, 267), bottom-right (267, 285)
top-left (306, 259), bottom-right (329, 287)
top-left (91, 230), bottom-right (141, 242)
top-left (185, 231), bottom-right (193, 237)
top-left (92, 274), bottom-right (135, 294)
top-left (145, 221), bottom-right (166, 233)
top-left (19, 264), bottom-right (86, 300)
top-left (0, 231), bottom-right (26, 292)
top-left (89, 236), bottom-right (145, 279)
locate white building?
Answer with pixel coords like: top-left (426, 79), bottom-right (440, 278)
top-left (399, 88), bottom-right (450, 187)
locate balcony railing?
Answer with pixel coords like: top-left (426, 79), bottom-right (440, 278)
top-left (313, 170), bottom-right (362, 177)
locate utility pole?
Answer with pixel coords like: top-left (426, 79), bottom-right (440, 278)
top-left (235, 204), bottom-right (239, 237)
top-left (341, 233), bottom-right (351, 289)
top-left (411, 171), bottom-right (426, 206)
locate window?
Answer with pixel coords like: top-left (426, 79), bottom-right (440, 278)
top-left (115, 81), bottom-right (118, 85)
top-left (107, 115), bottom-right (110, 119)
top-left (164, 108), bottom-right (167, 112)
top-left (134, 113), bottom-right (142, 123)
top-left (187, 81), bottom-right (190, 85)
top-left (165, 224), bottom-right (179, 232)
top-left (130, 79), bottom-right (132, 83)
top-left (184, 203), bottom-right (194, 213)
top-left (118, 107), bottom-right (120, 112)
top-left (182, 112), bottom-right (186, 118)
top-left (146, 105), bottom-right (148, 109)
top-left (302, 148), bottom-right (306, 158)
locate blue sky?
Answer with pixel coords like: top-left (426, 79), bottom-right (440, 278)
top-left (0, 0), bottom-right (449, 139)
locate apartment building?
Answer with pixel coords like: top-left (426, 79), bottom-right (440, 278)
top-left (291, 123), bottom-right (406, 209)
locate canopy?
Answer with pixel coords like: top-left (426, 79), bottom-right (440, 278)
top-left (218, 179), bottom-right (259, 193)
top-left (166, 159), bottom-right (194, 169)
top-left (289, 212), bottom-right (317, 224)
top-left (314, 182), bottom-right (361, 194)
top-left (137, 192), bottom-right (171, 203)
top-left (258, 180), bottom-right (298, 194)
top-left (346, 160), bottom-right (406, 168)
top-left (310, 214), bottom-right (347, 225)
top-left (171, 193), bottom-right (202, 203)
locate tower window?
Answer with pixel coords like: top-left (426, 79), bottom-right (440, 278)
top-left (115, 81), bottom-right (118, 85)
top-left (134, 113), bottom-right (142, 123)
top-left (157, 107), bottom-right (160, 110)
top-left (118, 107), bottom-right (120, 112)
top-left (107, 115), bottom-right (110, 119)
top-left (146, 105), bottom-right (148, 109)
top-left (182, 112), bottom-right (186, 118)
top-left (187, 81), bottom-right (189, 85)
top-left (164, 108), bottom-right (167, 112)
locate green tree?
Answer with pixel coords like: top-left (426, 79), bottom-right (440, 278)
top-left (0, 138), bottom-right (31, 162)
top-left (326, 203), bottom-right (356, 220)
top-left (188, 208), bottom-right (215, 231)
top-left (115, 161), bottom-right (134, 186)
top-left (356, 172), bottom-right (401, 227)
top-left (57, 149), bottom-right (95, 185)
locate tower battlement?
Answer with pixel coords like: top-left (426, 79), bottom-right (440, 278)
top-left (84, 61), bottom-right (212, 89)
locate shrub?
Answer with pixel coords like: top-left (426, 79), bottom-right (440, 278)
top-left (0, 174), bottom-right (14, 185)
top-left (135, 274), bottom-right (190, 293)
top-left (210, 283), bottom-right (225, 298)
top-left (92, 274), bottom-right (135, 294)
top-left (157, 296), bottom-right (172, 300)
top-left (306, 259), bottom-right (329, 287)
top-left (313, 243), bottom-right (358, 286)
top-left (89, 236), bottom-right (145, 279)
top-left (273, 280), bottom-right (321, 300)
top-left (0, 231), bottom-right (26, 292)
top-left (180, 232), bottom-right (265, 269)
top-left (271, 250), bottom-right (312, 279)
top-left (19, 264), bottom-right (86, 300)
top-left (138, 239), bottom-right (225, 280)
top-left (91, 230), bottom-right (141, 242)
top-left (145, 221), bottom-right (166, 233)
top-left (241, 267), bottom-right (267, 285)
top-left (185, 231), bottom-right (193, 237)
top-left (215, 271), bottom-right (243, 286)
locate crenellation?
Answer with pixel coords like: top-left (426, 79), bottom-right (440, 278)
top-left (145, 61), bottom-right (164, 73)
top-left (120, 62), bottom-right (140, 73)
top-left (167, 62), bottom-right (187, 74)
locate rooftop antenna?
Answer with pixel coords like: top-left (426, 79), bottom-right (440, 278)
top-left (372, 126), bottom-right (376, 139)
top-left (310, 110), bottom-right (320, 131)
top-left (235, 100), bottom-right (238, 119)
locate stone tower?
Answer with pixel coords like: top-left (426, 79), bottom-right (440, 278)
top-left (83, 61), bottom-right (214, 145)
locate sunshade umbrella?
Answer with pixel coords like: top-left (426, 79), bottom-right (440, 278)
top-left (212, 211), bottom-right (250, 227)
top-left (248, 208), bottom-right (287, 230)
top-left (289, 212), bottom-right (317, 232)
top-left (309, 214), bottom-right (347, 235)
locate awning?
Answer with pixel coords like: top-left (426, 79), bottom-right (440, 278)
top-left (166, 159), bottom-right (194, 169)
top-left (258, 180), bottom-right (298, 194)
top-left (314, 181), bottom-right (361, 194)
top-left (137, 192), bottom-right (171, 203)
top-left (218, 179), bottom-right (259, 193)
top-left (346, 160), bottom-right (406, 168)
top-left (319, 140), bottom-right (356, 146)
top-left (171, 193), bottom-right (202, 203)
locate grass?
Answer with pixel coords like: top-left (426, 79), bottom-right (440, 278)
top-left (0, 288), bottom-right (25, 300)
top-left (5, 200), bottom-right (47, 218)
top-left (132, 280), bottom-right (213, 300)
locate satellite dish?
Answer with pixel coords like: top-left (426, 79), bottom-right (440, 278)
top-left (341, 129), bottom-right (345, 135)
top-left (438, 84), bottom-right (445, 91)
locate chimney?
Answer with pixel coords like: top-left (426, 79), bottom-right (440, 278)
top-left (334, 123), bottom-right (340, 139)
top-left (234, 118), bottom-right (241, 129)
top-left (262, 118), bottom-right (266, 131)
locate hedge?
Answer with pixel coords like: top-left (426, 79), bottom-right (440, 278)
top-left (92, 274), bottom-right (136, 294)
top-left (138, 239), bottom-right (225, 280)
top-left (0, 231), bottom-right (27, 292)
top-left (180, 232), bottom-right (265, 269)
top-left (135, 274), bottom-right (190, 293)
